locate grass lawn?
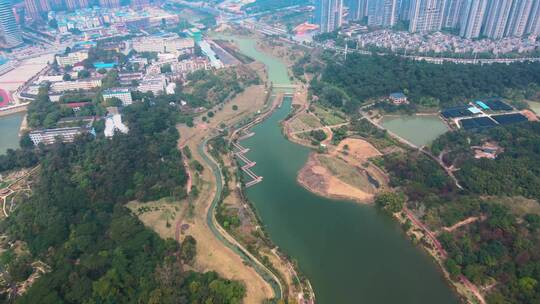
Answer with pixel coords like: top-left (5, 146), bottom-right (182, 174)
top-left (318, 155), bottom-right (374, 192)
top-left (312, 105), bottom-right (347, 126)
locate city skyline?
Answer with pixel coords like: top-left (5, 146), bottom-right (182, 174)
top-left (321, 0), bottom-right (540, 39)
top-left (315, 0), bottom-right (344, 32)
top-left (0, 0), bottom-right (23, 47)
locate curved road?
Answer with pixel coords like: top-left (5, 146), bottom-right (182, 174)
top-left (197, 136), bottom-right (284, 301)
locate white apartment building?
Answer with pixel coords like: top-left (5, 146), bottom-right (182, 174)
top-left (137, 76), bottom-right (166, 95)
top-left (56, 51), bottom-right (89, 67)
top-left (51, 78), bottom-right (102, 93)
top-left (29, 126), bottom-right (94, 146)
top-left (102, 88), bottom-right (133, 106)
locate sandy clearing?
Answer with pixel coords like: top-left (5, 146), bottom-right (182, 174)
top-left (443, 216), bottom-right (486, 232)
top-left (332, 137), bottom-right (382, 164)
top-left (297, 154), bottom-right (374, 204)
top-left (521, 109), bottom-right (539, 121)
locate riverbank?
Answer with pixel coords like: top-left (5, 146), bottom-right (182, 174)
top-left (297, 153), bottom-right (376, 204)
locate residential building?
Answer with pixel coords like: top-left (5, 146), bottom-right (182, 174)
top-left (0, 0), bottom-right (23, 48)
top-left (367, 0), bottom-right (398, 27)
top-left (65, 0), bottom-right (90, 11)
top-left (132, 34), bottom-right (195, 53)
top-left (390, 92), bottom-right (408, 104)
top-left (104, 114), bottom-right (129, 137)
top-left (442, 0), bottom-right (464, 29)
top-left (409, 0), bottom-right (446, 33)
top-left (29, 126), bottom-right (95, 145)
top-left (99, 0), bottom-right (121, 8)
top-left (526, 0), bottom-right (540, 35)
top-left (460, 0), bottom-right (488, 39)
top-left (483, 0), bottom-right (513, 39)
top-left (119, 72), bottom-right (144, 85)
top-left (56, 51), bottom-right (89, 66)
top-left (315, 0), bottom-right (343, 33)
top-left (51, 78), bottom-right (102, 92)
top-left (347, 0), bottom-right (368, 21)
top-left (102, 88), bottom-right (133, 106)
top-left (505, 0), bottom-right (534, 37)
top-left (24, 0), bottom-right (49, 19)
top-left (137, 76), bottom-right (166, 95)
top-left (398, 0), bottom-right (412, 21)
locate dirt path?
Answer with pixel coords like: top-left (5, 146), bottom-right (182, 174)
top-left (443, 216), bottom-right (486, 233)
top-left (175, 84), bottom-right (275, 303)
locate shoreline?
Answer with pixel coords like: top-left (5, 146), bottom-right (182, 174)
top-left (296, 153), bottom-right (375, 205)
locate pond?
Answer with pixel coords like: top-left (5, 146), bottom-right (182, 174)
top-left (0, 113), bottom-right (23, 154)
top-left (381, 115), bottom-right (448, 147)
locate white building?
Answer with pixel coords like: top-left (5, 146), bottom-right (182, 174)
top-left (505, 0), bottom-right (534, 37)
top-left (102, 88), bottom-right (133, 106)
top-left (137, 76), bottom-right (166, 95)
top-left (29, 126), bottom-right (95, 145)
top-left (460, 0), bottom-right (488, 39)
top-left (483, 0), bottom-right (514, 39)
top-left (56, 51), bottom-right (89, 67)
top-left (51, 78), bottom-right (102, 93)
top-left (409, 0), bottom-right (445, 33)
top-left (104, 114), bottom-right (129, 138)
top-left (315, 0), bottom-right (344, 32)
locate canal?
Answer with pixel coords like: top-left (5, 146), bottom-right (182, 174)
top-left (221, 35), bottom-right (458, 304)
top-left (0, 113), bottom-right (23, 155)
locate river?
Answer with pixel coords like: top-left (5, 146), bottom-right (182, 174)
top-left (221, 35), bottom-right (458, 304)
top-left (0, 113), bottom-right (23, 154)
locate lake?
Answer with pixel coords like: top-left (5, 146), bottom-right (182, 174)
top-left (226, 34), bottom-right (458, 304)
top-left (0, 113), bottom-right (23, 154)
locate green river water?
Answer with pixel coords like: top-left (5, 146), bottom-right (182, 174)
top-left (0, 113), bottom-right (23, 154)
top-left (225, 36), bottom-right (458, 304)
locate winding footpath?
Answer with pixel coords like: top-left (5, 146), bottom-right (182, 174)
top-left (197, 136), bottom-right (284, 301)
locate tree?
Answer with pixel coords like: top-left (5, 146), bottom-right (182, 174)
top-left (375, 192), bottom-right (405, 213)
top-left (232, 105), bottom-right (238, 111)
top-left (180, 235), bottom-right (197, 265)
top-left (160, 64), bottom-right (172, 74)
top-left (48, 19), bottom-right (58, 29)
top-left (63, 74), bottom-right (71, 81)
top-left (78, 70), bottom-right (90, 79)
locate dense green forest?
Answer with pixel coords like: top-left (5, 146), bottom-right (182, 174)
top-left (433, 122), bottom-right (540, 201)
top-left (186, 67), bottom-right (260, 106)
top-left (380, 122), bottom-right (540, 303)
top-left (0, 100), bottom-right (245, 303)
top-left (313, 53), bottom-right (540, 110)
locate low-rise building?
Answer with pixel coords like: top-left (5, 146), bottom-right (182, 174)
top-left (389, 92), bottom-right (408, 105)
top-left (29, 126), bottom-right (95, 145)
top-left (102, 88), bottom-right (133, 106)
top-left (119, 72), bottom-right (144, 85)
top-left (56, 51), bottom-right (89, 67)
top-left (137, 76), bottom-right (166, 95)
top-left (51, 78), bottom-right (102, 93)
top-left (104, 114), bottom-right (129, 137)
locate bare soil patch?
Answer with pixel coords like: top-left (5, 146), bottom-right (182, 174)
top-left (332, 137), bottom-right (382, 165)
top-left (297, 153), bottom-right (376, 204)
